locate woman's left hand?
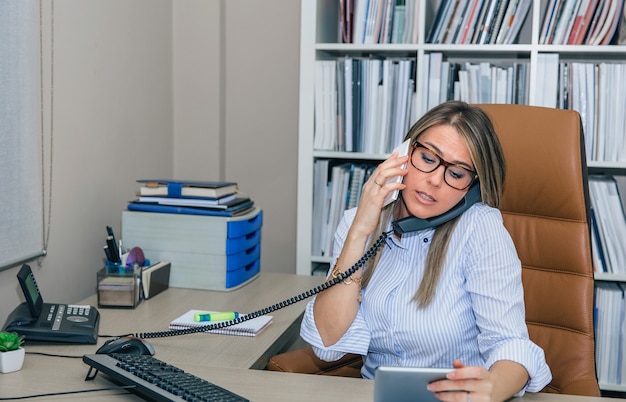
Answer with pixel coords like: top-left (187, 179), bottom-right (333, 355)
top-left (427, 360), bottom-right (493, 402)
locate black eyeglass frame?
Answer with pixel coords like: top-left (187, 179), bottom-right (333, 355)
top-left (410, 141), bottom-right (478, 191)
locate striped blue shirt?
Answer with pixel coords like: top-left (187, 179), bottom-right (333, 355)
top-left (300, 203), bottom-right (552, 393)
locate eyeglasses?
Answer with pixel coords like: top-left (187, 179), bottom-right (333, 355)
top-left (410, 141), bottom-right (478, 190)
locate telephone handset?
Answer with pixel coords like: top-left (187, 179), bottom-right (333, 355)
top-left (383, 139), bottom-right (411, 207)
top-left (133, 183), bottom-right (480, 340)
top-left (392, 182), bottom-right (481, 233)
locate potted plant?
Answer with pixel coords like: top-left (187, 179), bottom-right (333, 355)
top-left (0, 331), bottom-right (25, 373)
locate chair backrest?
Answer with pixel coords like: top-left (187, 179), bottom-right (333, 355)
top-left (477, 104), bottom-right (600, 396)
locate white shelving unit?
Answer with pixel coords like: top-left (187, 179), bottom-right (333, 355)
top-left (297, 0), bottom-right (626, 275)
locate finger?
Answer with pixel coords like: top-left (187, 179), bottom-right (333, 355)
top-left (375, 148), bottom-right (407, 168)
top-left (433, 390), bottom-right (471, 402)
top-left (372, 162), bottom-right (408, 189)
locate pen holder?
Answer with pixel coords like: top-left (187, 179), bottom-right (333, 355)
top-left (97, 266), bottom-right (141, 309)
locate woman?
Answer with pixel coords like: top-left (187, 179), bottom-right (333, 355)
top-left (300, 101), bottom-right (552, 402)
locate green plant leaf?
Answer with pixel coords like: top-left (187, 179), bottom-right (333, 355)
top-left (0, 331), bottom-right (25, 352)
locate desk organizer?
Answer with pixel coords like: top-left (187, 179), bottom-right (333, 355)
top-left (121, 207), bottom-right (262, 291)
top-left (97, 266), bottom-right (141, 308)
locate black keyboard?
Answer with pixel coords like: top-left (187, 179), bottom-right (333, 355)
top-left (83, 353), bottom-right (249, 402)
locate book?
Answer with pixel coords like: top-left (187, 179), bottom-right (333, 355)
top-left (427, 52), bottom-right (443, 109)
top-left (476, 0), bottom-right (504, 44)
top-left (137, 179), bottom-right (238, 199)
top-left (567, 0), bottom-right (594, 44)
top-left (135, 195), bottom-right (250, 210)
top-left (495, 0), bottom-right (519, 43)
top-left (169, 309), bottom-right (273, 337)
top-left (489, 0), bottom-right (511, 44)
top-left (540, 0), bottom-right (559, 43)
top-left (552, 0), bottom-right (580, 44)
top-left (426, 0), bottom-right (453, 43)
top-left (619, 1), bottom-right (626, 44)
top-left (127, 198), bottom-right (255, 217)
top-left (503, 0), bottom-right (532, 43)
top-left (599, 0), bottom-right (625, 44)
top-left (138, 193), bottom-right (236, 205)
top-left (544, 0), bottom-right (566, 43)
top-left (444, 0), bottom-right (470, 43)
top-left (585, 0), bottom-right (611, 44)
top-left (141, 261), bottom-right (171, 300)
top-left (459, 0), bottom-right (484, 43)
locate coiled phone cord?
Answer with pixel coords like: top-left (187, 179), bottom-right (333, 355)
top-left (135, 230), bottom-right (391, 339)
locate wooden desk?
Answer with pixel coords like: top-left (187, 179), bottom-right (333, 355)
top-left (0, 358), bottom-right (620, 401)
top-left (25, 272), bottom-right (323, 370)
top-left (0, 272), bottom-right (620, 401)
top-left (0, 272), bottom-right (322, 400)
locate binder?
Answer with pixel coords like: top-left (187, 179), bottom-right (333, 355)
top-left (141, 261), bottom-right (171, 300)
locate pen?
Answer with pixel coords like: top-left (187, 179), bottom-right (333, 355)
top-left (106, 226), bottom-right (120, 258)
top-left (194, 312), bottom-right (239, 322)
top-left (104, 245), bottom-right (114, 262)
top-left (106, 236), bottom-right (120, 263)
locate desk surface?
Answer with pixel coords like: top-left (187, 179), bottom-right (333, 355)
top-left (0, 272), bottom-right (620, 401)
top-left (32, 272), bottom-right (322, 370)
top-left (0, 358), bottom-right (619, 401)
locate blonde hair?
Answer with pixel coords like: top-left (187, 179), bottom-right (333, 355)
top-left (361, 101), bottom-right (506, 307)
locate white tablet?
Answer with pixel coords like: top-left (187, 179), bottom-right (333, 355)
top-left (374, 366), bottom-right (453, 402)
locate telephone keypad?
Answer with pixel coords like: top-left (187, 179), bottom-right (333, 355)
top-left (67, 305), bottom-right (91, 316)
top-left (46, 305), bottom-right (56, 322)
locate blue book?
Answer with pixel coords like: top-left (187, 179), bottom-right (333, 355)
top-left (127, 198), bottom-right (254, 217)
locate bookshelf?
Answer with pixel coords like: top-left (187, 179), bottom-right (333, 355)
top-left (296, 0), bottom-right (626, 392)
top-left (297, 0), bottom-right (626, 270)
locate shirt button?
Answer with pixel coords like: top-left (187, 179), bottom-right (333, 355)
top-left (423, 238), bottom-right (429, 243)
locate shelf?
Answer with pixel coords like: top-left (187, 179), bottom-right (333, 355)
top-left (594, 272), bottom-right (626, 282)
top-left (588, 161), bottom-right (626, 176)
top-left (535, 44), bottom-right (626, 55)
top-left (297, 0), bottom-right (626, 276)
top-left (312, 255), bottom-right (332, 264)
top-left (599, 382), bottom-right (626, 393)
top-left (313, 150), bottom-right (389, 160)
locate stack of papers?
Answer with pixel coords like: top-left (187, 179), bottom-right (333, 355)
top-left (169, 309), bottom-right (272, 337)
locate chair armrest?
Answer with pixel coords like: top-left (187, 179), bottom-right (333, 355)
top-left (266, 345), bottom-right (363, 378)
top-left (556, 380), bottom-right (601, 397)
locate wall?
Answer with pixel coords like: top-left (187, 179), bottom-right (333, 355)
top-left (171, 0), bottom-right (301, 277)
top-left (222, 1), bottom-right (300, 274)
top-left (0, 0), bottom-right (300, 324)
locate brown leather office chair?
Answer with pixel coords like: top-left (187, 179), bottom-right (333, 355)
top-left (267, 104), bottom-right (600, 396)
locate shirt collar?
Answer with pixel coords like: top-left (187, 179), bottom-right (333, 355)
top-left (385, 220), bottom-right (434, 249)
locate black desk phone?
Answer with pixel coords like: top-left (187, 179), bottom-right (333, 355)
top-left (2, 264), bottom-right (100, 344)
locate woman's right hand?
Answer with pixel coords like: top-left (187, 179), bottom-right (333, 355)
top-left (350, 151), bottom-right (408, 238)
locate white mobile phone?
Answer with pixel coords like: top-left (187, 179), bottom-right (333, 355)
top-left (383, 139), bottom-right (411, 207)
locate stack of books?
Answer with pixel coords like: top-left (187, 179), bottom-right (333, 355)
top-left (127, 179), bottom-right (255, 217)
top-left (427, 0), bottom-right (533, 45)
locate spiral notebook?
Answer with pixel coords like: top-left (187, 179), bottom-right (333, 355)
top-left (168, 309), bottom-right (273, 337)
